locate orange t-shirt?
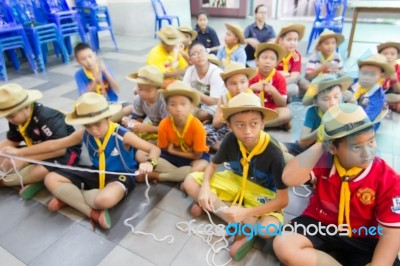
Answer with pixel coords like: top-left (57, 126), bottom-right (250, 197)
top-left (158, 116), bottom-right (209, 153)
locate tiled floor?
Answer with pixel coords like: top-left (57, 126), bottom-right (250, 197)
top-left (0, 15), bottom-right (399, 266)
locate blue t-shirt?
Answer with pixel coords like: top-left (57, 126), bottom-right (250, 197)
top-left (304, 106), bottom-right (322, 131)
top-left (216, 45), bottom-right (247, 66)
top-left (83, 126), bottom-right (137, 173)
top-left (75, 65), bottom-right (118, 102)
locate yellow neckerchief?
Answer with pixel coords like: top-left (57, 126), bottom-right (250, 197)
top-left (232, 132), bottom-right (270, 206)
top-left (378, 77), bottom-right (385, 86)
top-left (353, 78), bottom-right (385, 101)
top-left (83, 66), bottom-right (106, 95)
top-left (281, 51), bottom-right (293, 72)
top-left (318, 52), bottom-right (334, 64)
top-left (94, 121), bottom-right (118, 189)
top-left (333, 155), bottom-right (364, 237)
top-left (18, 104), bottom-right (34, 146)
top-left (258, 68), bottom-right (276, 104)
top-left (171, 114), bottom-right (194, 152)
top-left (225, 44), bottom-right (240, 65)
top-left (317, 107), bottom-right (324, 118)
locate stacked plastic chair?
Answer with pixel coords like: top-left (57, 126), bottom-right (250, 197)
top-left (4, 0), bottom-right (69, 72)
top-left (75, 0), bottom-right (118, 52)
top-left (151, 0), bottom-right (180, 38)
top-left (0, 3), bottom-right (37, 80)
top-left (306, 0), bottom-right (347, 54)
top-left (40, 0), bottom-right (87, 55)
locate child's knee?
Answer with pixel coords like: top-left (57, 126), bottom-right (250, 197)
top-left (182, 174), bottom-right (199, 192)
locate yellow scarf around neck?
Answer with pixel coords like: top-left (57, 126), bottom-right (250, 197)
top-left (83, 66), bottom-right (105, 95)
top-left (319, 52), bottom-right (334, 64)
top-left (18, 104), bottom-right (34, 146)
top-left (94, 121), bottom-right (118, 189)
top-left (333, 155), bottom-right (363, 237)
top-left (232, 132), bottom-right (270, 206)
top-left (171, 114), bottom-right (194, 152)
top-left (258, 68), bottom-right (276, 104)
top-left (281, 51), bottom-right (293, 72)
top-left (225, 44), bottom-right (240, 65)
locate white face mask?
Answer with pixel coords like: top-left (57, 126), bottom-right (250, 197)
top-left (358, 70), bottom-right (379, 88)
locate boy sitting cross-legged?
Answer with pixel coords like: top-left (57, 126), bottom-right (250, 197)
top-left (183, 93), bottom-right (288, 261)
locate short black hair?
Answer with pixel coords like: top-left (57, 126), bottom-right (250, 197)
top-left (74, 42), bottom-right (92, 57)
top-left (197, 11), bottom-right (208, 19)
top-left (332, 126), bottom-right (374, 148)
top-left (255, 4), bottom-right (266, 13)
top-left (188, 41), bottom-right (205, 54)
top-left (227, 110), bottom-right (264, 123)
top-left (314, 85), bottom-right (342, 99)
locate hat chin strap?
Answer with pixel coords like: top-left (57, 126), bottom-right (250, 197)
top-left (76, 107), bottom-right (110, 118)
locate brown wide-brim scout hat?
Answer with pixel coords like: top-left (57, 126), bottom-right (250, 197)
top-left (321, 103), bottom-right (387, 141)
top-left (377, 41), bottom-right (400, 55)
top-left (302, 74), bottom-right (354, 106)
top-left (222, 92), bottom-right (278, 121)
top-left (126, 65), bottom-right (164, 87)
top-left (65, 92), bottom-right (122, 125)
top-left (0, 83), bottom-right (43, 118)
top-left (220, 62), bottom-right (256, 82)
top-left (179, 26), bottom-right (198, 41)
top-left (225, 23), bottom-right (245, 45)
top-left (157, 25), bottom-right (185, 46)
top-left (276, 24), bottom-right (306, 42)
top-left (208, 53), bottom-right (223, 68)
top-left (161, 80), bottom-right (200, 106)
top-left (316, 29), bottom-right (344, 47)
top-left (358, 54), bottom-right (395, 77)
top-left (255, 43), bottom-right (287, 63)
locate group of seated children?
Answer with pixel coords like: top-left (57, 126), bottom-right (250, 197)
top-left (1, 20), bottom-right (400, 264)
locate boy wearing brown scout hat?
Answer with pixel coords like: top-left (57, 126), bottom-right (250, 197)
top-left (123, 65), bottom-right (168, 142)
top-left (249, 43), bottom-right (292, 129)
top-left (217, 23), bottom-right (247, 66)
top-left (178, 26), bottom-right (198, 63)
top-left (146, 25), bottom-right (188, 79)
top-left (274, 103), bottom-right (400, 266)
top-left (350, 54), bottom-right (395, 130)
top-left (0, 84), bottom-right (81, 200)
top-left (378, 41), bottom-right (400, 112)
top-left (5, 93), bottom-right (160, 229)
top-left (183, 93), bottom-right (288, 261)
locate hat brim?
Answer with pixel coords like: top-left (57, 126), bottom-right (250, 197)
top-left (377, 42), bottom-right (400, 55)
top-left (161, 89), bottom-right (200, 106)
top-left (157, 31), bottom-right (185, 46)
top-left (323, 107), bottom-right (388, 140)
top-left (220, 68), bottom-right (257, 81)
top-left (302, 76), bottom-right (354, 106)
top-left (255, 43), bottom-right (287, 63)
top-left (225, 24), bottom-right (245, 45)
top-left (65, 104), bottom-right (122, 125)
top-left (0, 89), bottom-right (43, 118)
top-left (208, 57), bottom-right (223, 68)
top-left (358, 60), bottom-right (395, 77)
top-left (126, 73), bottom-right (163, 87)
top-left (180, 29), bottom-right (198, 41)
top-left (277, 24), bottom-right (306, 42)
top-left (222, 106), bottom-right (279, 122)
top-left (317, 33), bottom-right (345, 47)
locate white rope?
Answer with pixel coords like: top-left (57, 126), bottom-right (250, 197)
top-left (123, 174), bottom-right (175, 244)
top-left (176, 206), bottom-right (232, 266)
top-left (0, 152), bottom-right (139, 176)
top-left (292, 185), bottom-right (312, 198)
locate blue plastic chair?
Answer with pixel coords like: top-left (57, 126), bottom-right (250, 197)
top-left (75, 0), bottom-right (118, 52)
top-left (0, 4), bottom-right (37, 80)
top-left (40, 0), bottom-right (87, 55)
top-left (306, 0), bottom-right (347, 54)
top-left (4, 0), bottom-right (69, 71)
top-left (151, 0), bottom-right (180, 38)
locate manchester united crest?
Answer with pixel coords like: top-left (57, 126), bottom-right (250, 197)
top-left (356, 188), bottom-right (376, 205)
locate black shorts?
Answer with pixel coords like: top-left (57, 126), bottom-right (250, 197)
top-left (160, 150), bottom-right (210, 167)
top-left (52, 167), bottom-right (135, 194)
top-left (43, 149), bottom-right (80, 172)
top-left (286, 216), bottom-right (400, 266)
